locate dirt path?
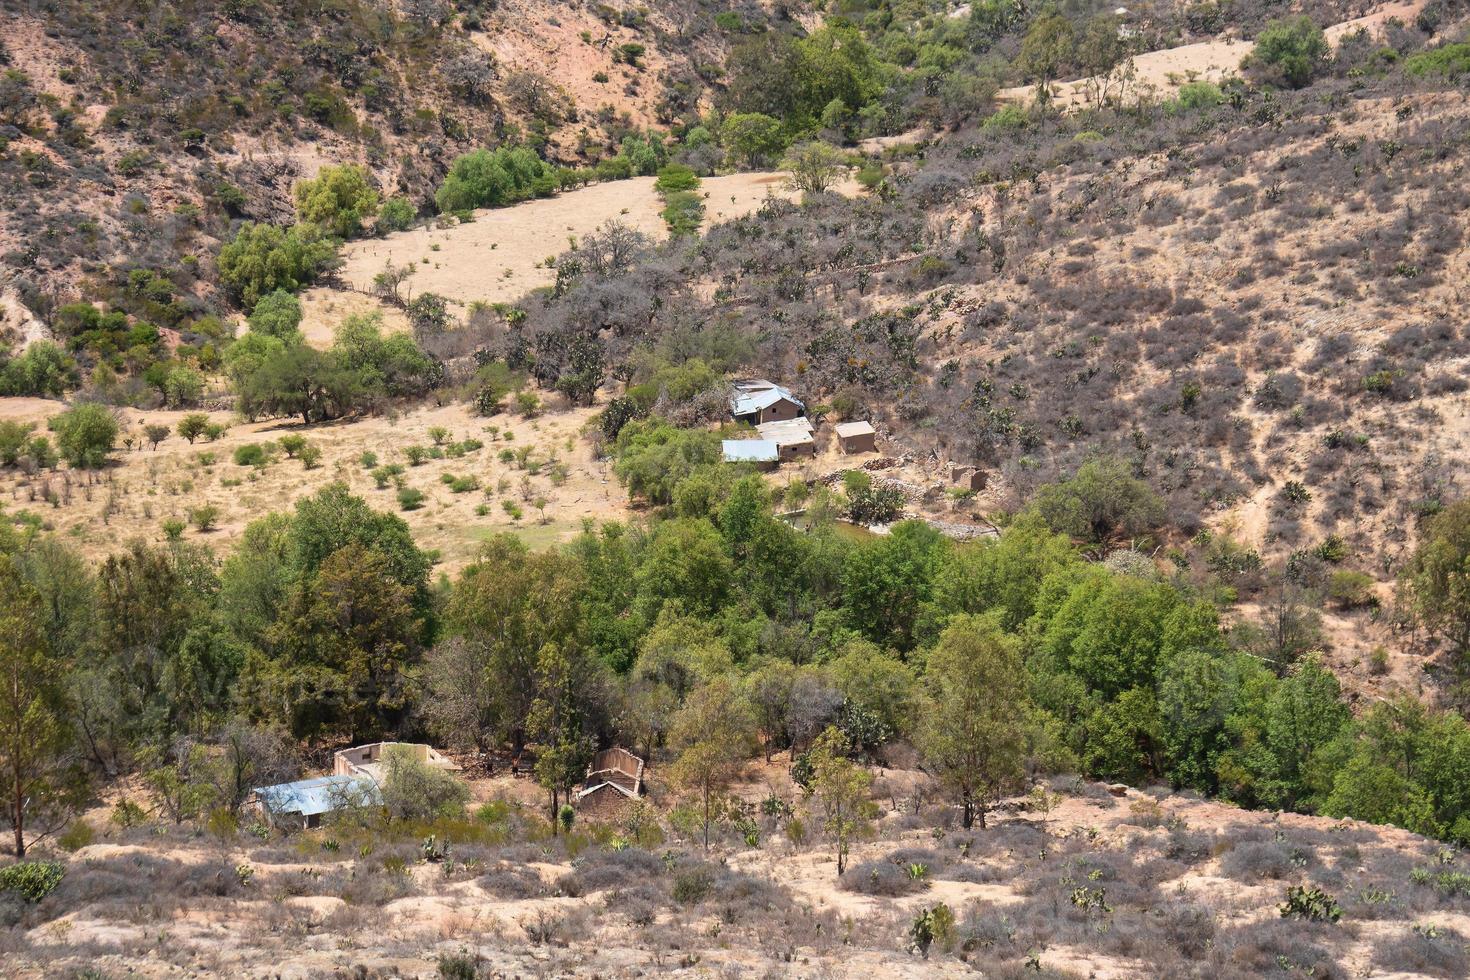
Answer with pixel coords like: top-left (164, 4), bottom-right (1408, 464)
top-left (299, 171), bottom-right (858, 346)
top-left (998, 0), bottom-right (1426, 109)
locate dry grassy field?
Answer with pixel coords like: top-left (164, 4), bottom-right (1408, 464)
top-left (0, 398), bottom-right (627, 571)
top-left (298, 171), bottom-right (858, 347)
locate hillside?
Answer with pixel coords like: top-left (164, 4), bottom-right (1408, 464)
top-left (9, 768), bottom-right (1470, 979)
top-left (0, 0), bottom-right (800, 309)
top-left (7, 2), bottom-right (1470, 978)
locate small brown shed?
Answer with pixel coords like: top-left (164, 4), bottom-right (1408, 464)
top-left (575, 747), bottom-right (646, 819)
top-left (834, 420), bottom-right (877, 454)
top-left (951, 465), bottom-right (987, 491)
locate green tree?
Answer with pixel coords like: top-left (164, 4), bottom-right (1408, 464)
top-left (294, 164), bottom-right (380, 238)
top-left (0, 556), bottom-right (86, 856)
top-left (247, 289), bottom-right (306, 343)
top-left (1261, 656), bottom-right (1349, 809)
top-left (841, 521), bottom-right (947, 651)
top-left (177, 413), bottom-right (210, 444)
top-left (528, 641), bottom-right (603, 828)
top-left (669, 677), bottom-right (757, 849)
top-left (261, 543), bottom-right (423, 739)
top-left (1032, 457), bottom-right (1165, 543)
top-left (49, 403), bottom-right (118, 469)
top-left (443, 536), bottom-right (585, 751)
top-left (1399, 500), bottom-right (1470, 660)
top-left (1077, 14), bottom-right (1132, 106)
top-left (1245, 16), bottom-right (1328, 89)
top-left (807, 726), bottom-right (874, 875)
top-left (918, 615), bottom-right (1031, 829)
top-left (780, 141), bottom-right (847, 195)
top-left (1018, 11), bottom-right (1077, 95)
top-left (721, 112), bottom-right (787, 168)
top-left (217, 222), bottom-right (338, 311)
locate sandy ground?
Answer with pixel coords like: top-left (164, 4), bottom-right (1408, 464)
top-left (299, 171), bottom-right (859, 346)
top-left (0, 398), bottom-right (626, 571)
top-left (9, 760), bottom-right (1459, 979)
top-left (998, 0), bottom-right (1427, 108)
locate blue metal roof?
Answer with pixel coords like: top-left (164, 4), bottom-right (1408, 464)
top-left (723, 439), bottom-right (780, 463)
top-left (253, 774), bottom-right (382, 817)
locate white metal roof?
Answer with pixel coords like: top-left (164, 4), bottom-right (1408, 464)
top-left (722, 439), bottom-right (780, 462)
top-left (834, 420), bottom-right (876, 438)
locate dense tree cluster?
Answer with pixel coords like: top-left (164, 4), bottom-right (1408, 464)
top-left (9, 452), bottom-right (1470, 852)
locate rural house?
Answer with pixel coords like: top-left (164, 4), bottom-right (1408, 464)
top-left (575, 747), bottom-right (646, 819)
top-left (250, 742), bottom-right (458, 829)
top-left (730, 379), bottom-right (805, 425)
top-left (333, 742), bottom-right (459, 780)
top-left (249, 774), bottom-right (381, 830)
top-left (757, 417), bottom-right (816, 459)
top-left (834, 420), bottom-right (877, 454)
top-left (722, 439), bottom-right (780, 469)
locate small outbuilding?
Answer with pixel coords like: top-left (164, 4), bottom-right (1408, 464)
top-left (757, 417), bottom-right (816, 459)
top-left (250, 774), bottom-right (381, 830)
top-left (951, 465), bottom-right (986, 492)
top-left (575, 747), bottom-right (646, 820)
top-left (333, 742), bottom-right (458, 781)
top-left (730, 380), bottom-right (805, 425)
top-left (834, 420), bottom-right (877, 454)
top-left (723, 439), bottom-right (780, 469)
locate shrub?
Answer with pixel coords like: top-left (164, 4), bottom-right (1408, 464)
top-left (58, 820), bottom-right (95, 852)
top-left (1032, 456), bottom-right (1165, 541)
top-left (654, 163), bottom-right (699, 193)
top-left (278, 434), bottom-right (307, 457)
top-left (0, 861), bottom-right (65, 902)
top-left (398, 487), bottom-right (426, 510)
top-left (189, 505), bottom-right (220, 531)
top-left (371, 464), bottom-right (404, 489)
top-left (298, 444), bottom-right (323, 469)
top-left (1246, 16), bottom-right (1328, 89)
top-left (842, 860), bottom-right (927, 896)
top-left (672, 865), bottom-right (714, 905)
top-left (294, 164), bottom-right (379, 238)
top-left (1327, 570), bottom-right (1377, 609)
top-left (377, 197), bottom-right (417, 234)
top-left (1405, 43), bottom-right (1470, 79)
top-left (380, 746), bottom-right (470, 823)
top-left (359, 451), bottom-right (378, 468)
top-left (437, 950), bottom-right (487, 980)
top-left (404, 445), bottom-right (429, 465)
top-left (1173, 81), bottom-right (1223, 111)
top-left (233, 443), bottom-right (268, 466)
top-left (1280, 884), bottom-right (1342, 922)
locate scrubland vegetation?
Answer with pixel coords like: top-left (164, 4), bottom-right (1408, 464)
top-left (5, 0), bottom-right (1470, 974)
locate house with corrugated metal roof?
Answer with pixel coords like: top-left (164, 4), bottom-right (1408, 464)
top-left (249, 742), bottom-right (458, 829)
top-left (250, 774), bottom-right (382, 829)
top-left (722, 439), bottom-right (780, 469)
top-left (730, 379), bottom-right (804, 425)
top-left (757, 417), bottom-right (816, 459)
